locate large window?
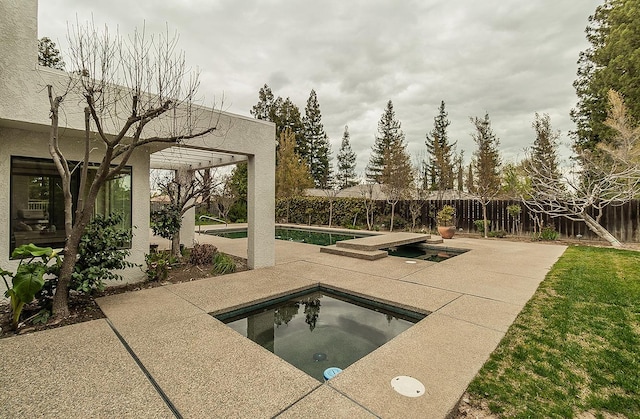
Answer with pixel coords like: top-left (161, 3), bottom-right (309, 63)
top-left (10, 157), bottom-right (132, 254)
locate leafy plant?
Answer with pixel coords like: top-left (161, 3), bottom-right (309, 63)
top-left (38, 214), bottom-right (134, 305)
top-left (474, 219), bottom-right (490, 233)
top-left (212, 252), bottom-right (236, 275)
top-left (150, 204), bottom-right (182, 240)
top-left (536, 225), bottom-right (559, 241)
top-left (436, 205), bottom-right (456, 226)
top-left (488, 230), bottom-right (507, 238)
top-left (73, 213), bottom-right (134, 292)
top-left (189, 243), bottom-right (217, 265)
top-left (145, 252), bottom-right (172, 281)
top-left (1, 244), bottom-right (58, 328)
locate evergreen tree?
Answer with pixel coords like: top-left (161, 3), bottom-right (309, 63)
top-left (250, 84), bottom-right (277, 121)
top-left (336, 125), bottom-right (358, 189)
top-left (250, 85), bottom-right (304, 147)
top-left (425, 101), bottom-right (455, 190)
top-left (302, 89), bottom-right (332, 188)
top-left (528, 113), bottom-right (561, 190)
top-left (275, 127), bottom-right (313, 199)
top-left (471, 114), bottom-right (502, 237)
top-left (455, 150), bottom-right (464, 192)
top-left (572, 0), bottom-right (640, 151)
top-left (366, 100), bottom-right (404, 183)
top-left (38, 37), bottom-right (65, 70)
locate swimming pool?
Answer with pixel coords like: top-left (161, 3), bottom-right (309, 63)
top-left (387, 244), bottom-right (468, 262)
top-left (206, 227), bottom-right (372, 246)
top-left (214, 287), bottom-right (426, 381)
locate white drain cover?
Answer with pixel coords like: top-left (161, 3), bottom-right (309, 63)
top-left (405, 260), bottom-right (417, 264)
top-left (391, 376), bottom-right (425, 397)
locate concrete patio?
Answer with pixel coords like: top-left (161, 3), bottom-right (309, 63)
top-left (0, 231), bottom-right (567, 418)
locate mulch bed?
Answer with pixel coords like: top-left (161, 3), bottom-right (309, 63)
top-left (0, 254), bottom-right (247, 339)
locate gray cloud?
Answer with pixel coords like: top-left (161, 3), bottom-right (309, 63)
top-left (39, 0), bottom-right (601, 175)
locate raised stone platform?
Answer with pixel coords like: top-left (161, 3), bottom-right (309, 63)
top-left (320, 245), bottom-right (388, 260)
top-left (320, 232), bottom-right (440, 260)
top-left (336, 232), bottom-right (432, 251)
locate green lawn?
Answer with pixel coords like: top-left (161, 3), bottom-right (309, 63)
top-left (466, 246), bottom-right (640, 418)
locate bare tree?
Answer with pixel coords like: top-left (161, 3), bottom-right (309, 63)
top-left (153, 169), bottom-right (221, 258)
top-left (359, 182), bottom-right (378, 230)
top-left (408, 166), bottom-right (427, 232)
top-left (47, 23), bottom-right (218, 318)
top-left (215, 174), bottom-right (237, 221)
top-left (522, 90), bottom-right (640, 247)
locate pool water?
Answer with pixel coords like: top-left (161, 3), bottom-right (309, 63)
top-left (207, 227), bottom-right (369, 246)
top-left (215, 288), bottom-right (425, 381)
top-left (388, 245), bottom-right (468, 262)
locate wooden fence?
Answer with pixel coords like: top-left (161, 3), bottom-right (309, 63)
top-left (394, 199), bottom-right (640, 243)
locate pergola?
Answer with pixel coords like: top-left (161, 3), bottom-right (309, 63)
top-left (148, 112), bottom-right (276, 269)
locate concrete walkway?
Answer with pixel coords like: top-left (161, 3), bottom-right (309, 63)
top-left (0, 231), bottom-right (567, 418)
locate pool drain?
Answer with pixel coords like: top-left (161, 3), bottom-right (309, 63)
top-left (391, 376), bottom-right (425, 397)
top-left (313, 352), bottom-right (327, 361)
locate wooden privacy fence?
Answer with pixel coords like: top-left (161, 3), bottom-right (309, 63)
top-left (395, 199), bottom-right (640, 243)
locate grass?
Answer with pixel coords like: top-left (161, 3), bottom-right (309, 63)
top-left (466, 246), bottom-right (640, 418)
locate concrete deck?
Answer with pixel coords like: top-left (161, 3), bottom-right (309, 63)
top-left (0, 230), bottom-right (567, 418)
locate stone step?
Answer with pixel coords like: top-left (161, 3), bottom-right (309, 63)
top-left (425, 236), bottom-right (444, 244)
top-left (320, 245), bottom-right (388, 260)
top-left (336, 232), bottom-right (432, 251)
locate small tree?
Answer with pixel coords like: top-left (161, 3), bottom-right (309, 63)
top-left (275, 127), bottom-right (313, 220)
top-left (215, 174), bottom-right (237, 221)
top-left (470, 114), bottom-right (502, 238)
top-left (336, 125), bottom-right (358, 189)
top-left (47, 24), bottom-right (218, 318)
top-left (381, 144), bottom-right (413, 232)
top-left (359, 182), bottom-right (378, 230)
top-left (153, 168), bottom-right (220, 258)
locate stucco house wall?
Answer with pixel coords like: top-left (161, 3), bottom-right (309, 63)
top-left (0, 0), bottom-right (275, 295)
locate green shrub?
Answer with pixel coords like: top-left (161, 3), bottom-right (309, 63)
top-left (212, 253), bottom-right (236, 275)
top-left (151, 204), bottom-right (182, 240)
top-left (474, 219), bottom-right (486, 233)
top-left (537, 225), bottom-right (559, 241)
top-left (189, 243), bottom-right (217, 265)
top-left (145, 252), bottom-right (172, 281)
top-left (488, 230), bottom-right (507, 238)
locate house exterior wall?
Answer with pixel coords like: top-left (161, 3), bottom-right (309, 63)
top-left (0, 127), bottom-right (150, 284)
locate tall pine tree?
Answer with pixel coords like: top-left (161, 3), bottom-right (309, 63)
top-left (366, 100), bottom-right (404, 183)
top-left (572, 0), bottom-right (640, 151)
top-left (302, 89), bottom-right (332, 188)
top-left (425, 101), bottom-right (455, 190)
top-left (336, 125), bottom-right (358, 189)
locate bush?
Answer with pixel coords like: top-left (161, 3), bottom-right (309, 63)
top-left (38, 213), bottom-right (133, 305)
top-left (488, 230), bottom-right (507, 238)
top-left (189, 243), bottom-right (217, 265)
top-left (536, 225), bottom-right (559, 241)
top-left (145, 252), bottom-right (172, 281)
top-left (151, 204), bottom-right (182, 240)
top-left (212, 252), bottom-right (236, 275)
top-left (474, 219), bottom-right (486, 233)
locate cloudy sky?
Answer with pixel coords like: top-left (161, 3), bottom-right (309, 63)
top-left (39, 0), bottom-right (602, 175)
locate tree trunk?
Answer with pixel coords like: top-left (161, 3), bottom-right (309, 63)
top-left (581, 212), bottom-right (623, 247)
top-left (328, 200), bottom-right (333, 228)
top-left (51, 210), bottom-right (93, 319)
top-left (171, 233), bottom-right (181, 258)
top-left (482, 203), bottom-right (489, 239)
top-left (390, 203), bottom-right (396, 232)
